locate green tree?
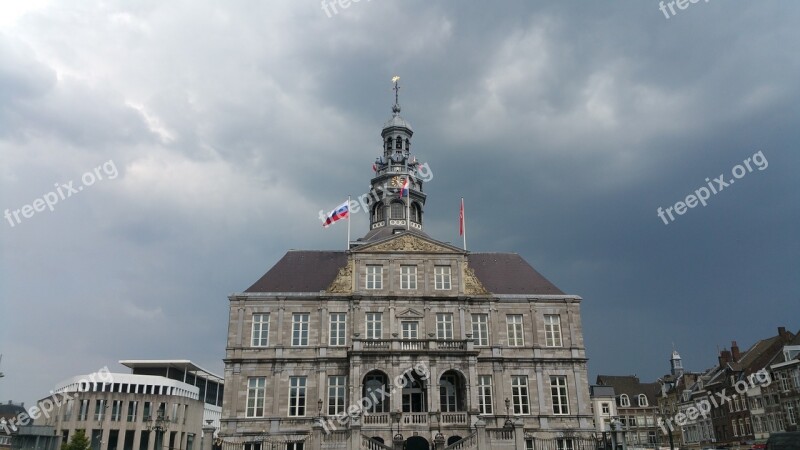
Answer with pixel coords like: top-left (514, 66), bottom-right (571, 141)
top-left (62, 429), bottom-right (90, 450)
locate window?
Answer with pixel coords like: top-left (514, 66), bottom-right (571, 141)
top-left (366, 265), bottom-right (383, 289)
top-left (142, 402), bottom-right (151, 421)
top-left (648, 431), bottom-right (657, 444)
top-left (126, 401), bottom-right (137, 422)
top-left (439, 374), bottom-right (460, 412)
top-left (734, 396), bottom-right (741, 411)
top-left (374, 203), bottom-right (384, 222)
top-left (793, 369), bottom-right (800, 390)
top-left (251, 313), bottom-right (270, 347)
top-left (601, 403), bottom-right (610, 415)
top-left (507, 315), bottom-right (524, 346)
top-left (329, 313), bottom-right (346, 346)
top-left (366, 313), bottom-right (383, 339)
top-left (328, 376), bottom-right (346, 416)
top-left (288, 377), bottom-right (307, 417)
top-left (744, 417), bottom-right (752, 435)
top-left (286, 444), bottom-right (304, 450)
top-left (629, 415), bottom-right (637, 427)
top-left (63, 399), bottom-right (74, 421)
top-left (732, 419), bottom-right (738, 436)
top-left (619, 394), bottom-right (630, 407)
top-left (472, 314), bottom-right (489, 346)
top-left (111, 400), bottom-right (122, 421)
top-left (395, 136), bottom-right (402, 149)
top-left (638, 394), bottom-right (648, 407)
top-left (246, 378), bottom-right (266, 417)
top-left (788, 402), bottom-right (798, 425)
top-left (94, 399), bottom-right (106, 421)
top-left (291, 313), bottom-right (310, 346)
top-left (434, 266), bottom-right (451, 290)
top-left (171, 403), bottom-right (178, 422)
top-left (551, 376), bottom-right (570, 415)
top-left (400, 265), bottom-right (417, 290)
top-left (401, 321), bottom-right (418, 340)
top-left (556, 439), bottom-right (574, 450)
top-left (386, 137), bottom-right (392, 150)
top-left (390, 202), bottom-right (404, 219)
top-left (478, 375), bottom-right (493, 415)
top-left (780, 372), bottom-right (791, 391)
top-left (544, 314), bottom-right (563, 347)
top-left (436, 313), bottom-right (453, 339)
top-left (511, 376), bottom-right (530, 415)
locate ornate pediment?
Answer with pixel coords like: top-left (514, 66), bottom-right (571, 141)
top-left (396, 308), bottom-right (424, 319)
top-left (326, 259), bottom-right (353, 293)
top-left (355, 233), bottom-right (462, 254)
top-left (464, 262), bottom-right (489, 295)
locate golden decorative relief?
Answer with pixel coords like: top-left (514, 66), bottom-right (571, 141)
top-left (326, 259), bottom-right (353, 293)
top-left (366, 234), bottom-right (457, 253)
top-left (464, 262), bottom-right (489, 295)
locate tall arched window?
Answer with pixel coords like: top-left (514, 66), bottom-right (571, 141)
top-left (411, 203), bottom-right (421, 223)
top-left (396, 136), bottom-right (403, 150)
top-left (405, 138), bottom-right (410, 151)
top-left (386, 137), bottom-right (392, 150)
top-left (638, 394), bottom-right (648, 407)
top-left (619, 394), bottom-right (630, 407)
top-left (391, 202), bottom-right (404, 219)
top-left (373, 202), bottom-right (384, 222)
top-left (363, 372), bottom-right (389, 413)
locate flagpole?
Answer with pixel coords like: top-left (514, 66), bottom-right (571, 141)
top-left (462, 197), bottom-right (467, 251)
top-left (347, 195), bottom-right (351, 250)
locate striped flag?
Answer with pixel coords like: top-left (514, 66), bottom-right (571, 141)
top-left (322, 201), bottom-right (350, 228)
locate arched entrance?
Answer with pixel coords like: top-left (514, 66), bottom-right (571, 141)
top-left (404, 436), bottom-right (429, 450)
top-left (447, 436), bottom-right (462, 445)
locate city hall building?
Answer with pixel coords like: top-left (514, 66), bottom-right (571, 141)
top-left (219, 89), bottom-right (594, 450)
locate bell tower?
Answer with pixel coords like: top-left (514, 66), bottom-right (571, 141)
top-left (366, 76), bottom-right (427, 235)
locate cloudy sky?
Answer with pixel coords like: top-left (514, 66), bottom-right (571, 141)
top-left (1, 0), bottom-right (798, 405)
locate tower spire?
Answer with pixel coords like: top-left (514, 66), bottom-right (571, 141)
top-left (392, 76), bottom-right (401, 113)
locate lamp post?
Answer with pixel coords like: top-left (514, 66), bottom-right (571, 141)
top-left (434, 410), bottom-right (445, 447)
top-left (145, 411), bottom-right (170, 450)
top-left (317, 399), bottom-right (324, 418)
top-left (391, 410), bottom-right (403, 448)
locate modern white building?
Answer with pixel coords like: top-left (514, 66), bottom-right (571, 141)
top-left (34, 360), bottom-right (222, 450)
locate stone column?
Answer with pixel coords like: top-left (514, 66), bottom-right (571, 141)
top-left (200, 426), bottom-right (215, 450)
top-left (310, 421), bottom-right (323, 450)
top-left (475, 419), bottom-right (487, 450)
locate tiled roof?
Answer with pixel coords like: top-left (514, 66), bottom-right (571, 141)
top-left (596, 375), bottom-right (661, 406)
top-left (245, 251), bottom-right (348, 293)
top-left (243, 250), bottom-right (565, 296)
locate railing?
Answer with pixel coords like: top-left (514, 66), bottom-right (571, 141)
top-left (443, 433), bottom-right (477, 450)
top-left (353, 338), bottom-right (473, 352)
top-left (402, 413), bottom-right (428, 425)
top-left (487, 429), bottom-right (514, 440)
top-left (440, 412), bottom-right (468, 425)
top-left (363, 414), bottom-right (390, 425)
top-left (321, 430), bottom-right (349, 449)
top-left (361, 435), bottom-right (393, 450)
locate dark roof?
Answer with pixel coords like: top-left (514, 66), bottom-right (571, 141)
top-left (0, 402), bottom-right (27, 419)
top-left (243, 250), bottom-right (565, 296)
top-left (245, 251), bottom-right (347, 293)
top-left (467, 253), bottom-right (564, 295)
top-left (595, 375), bottom-right (661, 405)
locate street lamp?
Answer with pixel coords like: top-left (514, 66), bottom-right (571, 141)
top-left (434, 410), bottom-right (445, 445)
top-left (145, 412), bottom-right (170, 450)
top-left (391, 410), bottom-right (403, 444)
top-left (317, 399), bottom-right (324, 418)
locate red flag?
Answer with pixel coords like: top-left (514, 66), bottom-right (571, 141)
top-left (459, 198), bottom-right (464, 236)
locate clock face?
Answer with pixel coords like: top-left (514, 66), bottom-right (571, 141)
top-left (391, 176), bottom-right (401, 187)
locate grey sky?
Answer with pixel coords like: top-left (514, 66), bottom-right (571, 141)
top-left (1, 0), bottom-right (798, 405)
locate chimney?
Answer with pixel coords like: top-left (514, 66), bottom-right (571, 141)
top-left (778, 326), bottom-right (790, 341)
top-left (718, 349), bottom-right (732, 366)
top-left (731, 341), bottom-right (741, 361)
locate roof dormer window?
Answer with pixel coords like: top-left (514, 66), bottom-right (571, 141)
top-left (638, 394), bottom-right (648, 407)
top-left (619, 394), bottom-right (630, 407)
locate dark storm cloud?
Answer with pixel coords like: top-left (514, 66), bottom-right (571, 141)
top-left (1, 0), bottom-right (798, 404)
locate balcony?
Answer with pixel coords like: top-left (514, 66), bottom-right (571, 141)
top-left (361, 412), bottom-right (469, 428)
top-left (352, 338), bottom-right (476, 354)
